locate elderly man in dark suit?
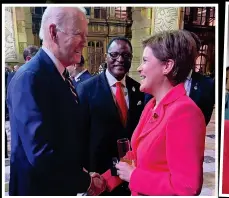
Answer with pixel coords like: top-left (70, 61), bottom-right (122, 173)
top-left (7, 7), bottom-right (105, 196)
top-left (77, 37), bottom-right (145, 196)
top-left (67, 55), bottom-right (91, 90)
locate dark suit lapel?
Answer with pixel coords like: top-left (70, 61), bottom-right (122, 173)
top-left (72, 78), bottom-right (78, 89)
top-left (75, 70), bottom-right (90, 83)
top-left (38, 48), bottom-right (63, 82)
top-left (125, 76), bottom-right (142, 127)
top-left (38, 49), bottom-right (78, 105)
top-left (83, 70), bottom-right (91, 77)
top-left (126, 76), bottom-right (135, 115)
top-left (126, 78), bottom-right (133, 130)
top-left (38, 49), bottom-right (59, 74)
top-left (189, 72), bottom-right (201, 104)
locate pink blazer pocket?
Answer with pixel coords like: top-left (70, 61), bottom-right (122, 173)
top-left (102, 169), bottom-right (123, 192)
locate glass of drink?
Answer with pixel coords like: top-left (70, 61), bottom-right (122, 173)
top-left (117, 138), bottom-right (132, 165)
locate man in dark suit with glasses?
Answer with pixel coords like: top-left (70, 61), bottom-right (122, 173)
top-left (77, 37), bottom-right (145, 196)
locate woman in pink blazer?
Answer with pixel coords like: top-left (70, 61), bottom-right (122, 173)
top-left (223, 120), bottom-right (229, 194)
top-left (102, 30), bottom-right (206, 196)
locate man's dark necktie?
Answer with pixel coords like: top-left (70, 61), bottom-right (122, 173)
top-left (63, 69), bottom-right (78, 104)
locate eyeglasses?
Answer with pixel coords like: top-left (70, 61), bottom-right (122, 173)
top-left (108, 52), bottom-right (133, 60)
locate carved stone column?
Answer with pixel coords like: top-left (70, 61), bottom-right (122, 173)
top-left (24, 7), bottom-right (34, 46)
top-left (90, 7), bottom-right (94, 19)
top-left (130, 7), bottom-right (152, 82)
top-left (15, 7), bottom-right (28, 63)
top-left (5, 7), bottom-right (18, 63)
top-left (5, 7), bottom-right (34, 64)
top-left (109, 7), bottom-right (116, 19)
top-left (130, 7), bottom-right (182, 82)
top-left (153, 7), bottom-right (180, 34)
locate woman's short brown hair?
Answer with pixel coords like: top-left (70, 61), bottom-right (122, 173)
top-left (142, 30), bottom-right (198, 85)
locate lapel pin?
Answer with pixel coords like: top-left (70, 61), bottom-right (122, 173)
top-left (132, 86), bottom-right (135, 92)
top-left (137, 101), bottom-right (142, 106)
top-left (194, 83), bottom-right (198, 90)
top-left (152, 113), bottom-right (159, 119)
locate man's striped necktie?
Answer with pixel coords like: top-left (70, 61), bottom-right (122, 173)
top-left (62, 69), bottom-right (78, 104)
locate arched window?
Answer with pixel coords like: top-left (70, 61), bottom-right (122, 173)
top-left (96, 41), bottom-right (103, 48)
top-left (87, 40), bottom-right (104, 74)
top-left (200, 44), bottom-right (208, 55)
top-left (88, 41), bottom-right (95, 47)
top-left (115, 7), bottom-right (127, 19)
top-left (94, 7), bottom-right (107, 19)
top-left (31, 7), bottom-right (46, 47)
top-left (184, 7), bottom-right (215, 27)
top-left (183, 7), bottom-right (215, 75)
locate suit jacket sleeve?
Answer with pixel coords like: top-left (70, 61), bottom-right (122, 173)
top-left (102, 150), bottom-right (136, 191)
top-left (76, 83), bottom-right (91, 171)
top-left (102, 170), bottom-right (123, 191)
top-left (11, 71), bottom-right (91, 192)
top-left (129, 103), bottom-right (206, 196)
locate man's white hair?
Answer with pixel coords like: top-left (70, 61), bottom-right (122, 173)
top-left (39, 7), bottom-right (86, 41)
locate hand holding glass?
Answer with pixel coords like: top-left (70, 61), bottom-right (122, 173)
top-left (117, 138), bottom-right (132, 165)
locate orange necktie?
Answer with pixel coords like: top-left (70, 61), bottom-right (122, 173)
top-left (115, 82), bottom-right (128, 126)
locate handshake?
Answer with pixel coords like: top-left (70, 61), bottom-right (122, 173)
top-left (86, 172), bottom-right (107, 196)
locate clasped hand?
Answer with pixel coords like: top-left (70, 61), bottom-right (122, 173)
top-left (115, 160), bottom-right (136, 182)
top-left (87, 172), bottom-right (106, 196)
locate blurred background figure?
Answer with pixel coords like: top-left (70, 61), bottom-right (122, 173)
top-left (23, 45), bottom-right (39, 63)
top-left (67, 55), bottom-right (91, 90)
top-left (6, 64), bottom-right (20, 89)
top-left (226, 67), bottom-right (229, 90)
top-left (98, 62), bottom-right (107, 74)
top-left (5, 63), bottom-right (11, 158)
top-left (188, 32), bottom-right (215, 126)
top-left (5, 63), bottom-right (15, 158)
top-left (5, 63), bottom-right (11, 118)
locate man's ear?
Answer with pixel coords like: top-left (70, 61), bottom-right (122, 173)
top-left (25, 56), bottom-right (31, 62)
top-left (162, 59), bottom-right (174, 75)
top-left (49, 24), bottom-right (58, 42)
top-left (74, 64), bottom-right (78, 70)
